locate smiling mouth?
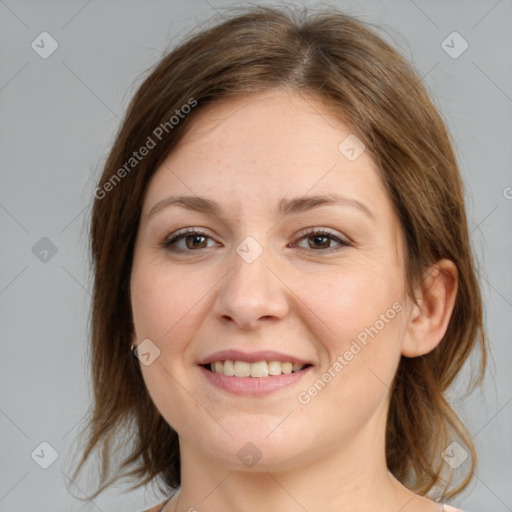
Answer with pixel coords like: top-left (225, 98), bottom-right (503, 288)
top-left (201, 360), bottom-right (313, 377)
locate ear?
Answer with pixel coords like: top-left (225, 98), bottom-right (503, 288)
top-left (401, 259), bottom-right (458, 358)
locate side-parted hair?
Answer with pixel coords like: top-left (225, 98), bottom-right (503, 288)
top-left (69, 4), bottom-right (487, 502)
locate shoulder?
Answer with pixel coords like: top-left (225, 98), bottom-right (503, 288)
top-left (140, 501), bottom-right (168, 512)
top-left (443, 505), bottom-right (465, 512)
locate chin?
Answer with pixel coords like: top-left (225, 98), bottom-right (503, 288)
top-left (182, 417), bottom-right (316, 471)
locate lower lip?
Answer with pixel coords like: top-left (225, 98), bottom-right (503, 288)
top-left (199, 365), bottom-right (313, 396)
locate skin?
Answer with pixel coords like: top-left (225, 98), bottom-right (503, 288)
top-left (130, 87), bottom-right (458, 512)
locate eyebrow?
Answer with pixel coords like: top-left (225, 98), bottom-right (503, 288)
top-left (147, 193), bottom-right (376, 222)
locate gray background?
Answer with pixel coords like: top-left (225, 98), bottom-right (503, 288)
top-left (1, 1), bottom-right (511, 511)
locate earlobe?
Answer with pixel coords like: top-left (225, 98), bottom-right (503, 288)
top-left (401, 259), bottom-right (458, 358)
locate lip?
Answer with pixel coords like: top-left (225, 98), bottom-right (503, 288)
top-left (197, 349), bottom-right (312, 366)
top-left (199, 365), bottom-right (313, 396)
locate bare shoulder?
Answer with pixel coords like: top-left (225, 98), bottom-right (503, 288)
top-left (140, 501), bottom-right (168, 512)
top-left (443, 505), bottom-right (465, 512)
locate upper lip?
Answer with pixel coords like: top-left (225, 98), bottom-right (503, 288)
top-left (197, 350), bottom-right (312, 366)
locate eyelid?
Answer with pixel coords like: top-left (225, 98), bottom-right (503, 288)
top-left (162, 227), bottom-right (216, 247)
top-left (290, 227), bottom-right (351, 251)
top-left (293, 226), bottom-right (349, 243)
top-left (162, 226), bottom-right (352, 254)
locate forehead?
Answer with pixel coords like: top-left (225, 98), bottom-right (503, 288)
top-left (176, 88), bottom-right (364, 161)
top-left (145, 89), bottom-right (385, 206)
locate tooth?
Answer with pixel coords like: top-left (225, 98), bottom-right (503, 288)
top-left (250, 361), bottom-right (269, 377)
top-left (234, 360), bottom-right (251, 377)
top-left (268, 361), bottom-right (282, 375)
top-left (223, 360), bottom-right (235, 376)
top-left (208, 359), bottom-right (304, 377)
top-left (281, 362), bottom-right (292, 374)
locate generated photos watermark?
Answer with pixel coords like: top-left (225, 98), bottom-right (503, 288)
top-left (297, 301), bottom-right (403, 405)
top-left (94, 97), bottom-right (198, 200)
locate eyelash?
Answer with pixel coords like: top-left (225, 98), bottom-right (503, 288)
top-left (161, 227), bottom-right (351, 254)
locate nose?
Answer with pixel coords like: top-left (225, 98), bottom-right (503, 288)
top-left (212, 241), bottom-right (290, 330)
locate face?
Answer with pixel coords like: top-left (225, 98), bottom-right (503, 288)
top-left (130, 88), bottom-right (411, 471)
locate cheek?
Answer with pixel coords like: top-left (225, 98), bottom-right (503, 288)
top-left (305, 263), bottom-right (403, 340)
top-left (302, 265), bottom-right (404, 391)
top-left (130, 258), bottom-right (203, 344)
top-left (130, 259), bottom-right (207, 424)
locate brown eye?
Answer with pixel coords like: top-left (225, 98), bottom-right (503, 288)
top-left (184, 234), bottom-right (208, 250)
top-left (292, 228), bottom-right (350, 253)
top-left (162, 229), bottom-right (216, 253)
top-left (162, 227), bottom-right (350, 255)
top-left (307, 234), bottom-right (331, 250)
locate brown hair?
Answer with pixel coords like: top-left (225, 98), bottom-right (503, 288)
top-left (68, 3), bottom-right (487, 503)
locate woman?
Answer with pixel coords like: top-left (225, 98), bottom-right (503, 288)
top-left (70, 5), bottom-right (487, 512)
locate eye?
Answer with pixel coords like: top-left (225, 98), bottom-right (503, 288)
top-left (162, 228), bottom-right (217, 253)
top-left (161, 227), bottom-right (351, 254)
top-left (290, 228), bottom-right (351, 253)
